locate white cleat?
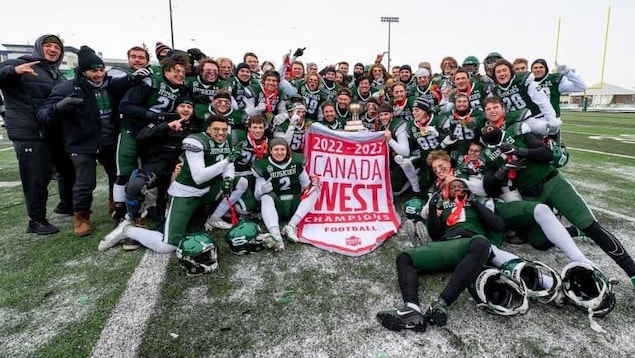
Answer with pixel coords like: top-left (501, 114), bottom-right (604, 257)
top-left (205, 217), bottom-right (233, 230)
top-left (98, 219), bottom-right (132, 251)
top-left (261, 233), bottom-right (285, 251)
top-left (414, 221), bottom-right (430, 247)
top-left (282, 224), bottom-right (299, 243)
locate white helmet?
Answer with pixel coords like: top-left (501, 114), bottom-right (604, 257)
top-left (500, 259), bottom-right (563, 305)
top-left (469, 268), bottom-right (529, 316)
top-left (561, 262), bottom-right (616, 318)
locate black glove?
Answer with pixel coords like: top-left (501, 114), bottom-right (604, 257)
top-left (53, 95), bottom-right (84, 112)
top-left (225, 144), bottom-right (243, 163)
top-left (130, 67), bottom-right (152, 83)
top-left (187, 48), bottom-right (206, 62)
top-left (293, 47), bottom-right (306, 58)
top-left (144, 111), bottom-right (181, 122)
top-left (494, 158), bottom-right (527, 180)
top-left (221, 177), bottom-right (234, 196)
top-left (499, 143), bottom-right (529, 157)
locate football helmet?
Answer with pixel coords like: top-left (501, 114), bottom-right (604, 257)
top-left (500, 259), bottom-right (563, 304)
top-left (462, 56), bottom-right (480, 74)
top-left (225, 221), bottom-right (265, 255)
top-left (469, 267), bottom-right (529, 316)
top-left (561, 262), bottom-right (616, 318)
top-left (483, 52), bottom-right (503, 70)
top-left (546, 138), bottom-right (570, 168)
top-left (176, 232), bottom-right (219, 276)
top-left (403, 196), bottom-right (425, 221)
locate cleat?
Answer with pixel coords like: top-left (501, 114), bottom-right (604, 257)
top-left (402, 220), bottom-right (416, 243)
top-left (414, 221), bottom-right (430, 246)
top-left (282, 224), bottom-right (299, 242)
top-left (98, 219), bottom-right (132, 251)
top-left (261, 233), bottom-right (285, 251)
top-left (204, 217), bottom-right (233, 230)
top-left (425, 299), bottom-right (448, 327)
top-left (376, 305), bottom-right (427, 332)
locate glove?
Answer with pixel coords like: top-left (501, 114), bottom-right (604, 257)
top-left (424, 126), bottom-right (439, 138)
top-left (187, 48), bottom-right (206, 62)
top-left (290, 113), bottom-right (301, 126)
top-left (221, 177), bottom-right (234, 196)
top-left (145, 111), bottom-right (181, 122)
top-left (53, 95), bottom-right (84, 112)
top-left (260, 179), bottom-right (273, 194)
top-left (513, 122), bottom-right (532, 135)
top-left (130, 67), bottom-right (152, 83)
top-left (494, 158), bottom-right (527, 180)
top-left (555, 62), bottom-right (570, 74)
top-left (273, 113), bottom-right (289, 126)
top-left (499, 143), bottom-right (529, 157)
top-left (292, 47), bottom-right (306, 58)
top-left (440, 134), bottom-right (458, 149)
top-left (225, 144), bottom-right (242, 163)
top-left (393, 155), bottom-right (404, 165)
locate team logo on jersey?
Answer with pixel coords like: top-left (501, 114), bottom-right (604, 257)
top-left (266, 165), bottom-right (274, 173)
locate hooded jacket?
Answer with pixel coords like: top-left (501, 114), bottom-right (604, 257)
top-left (36, 70), bottom-right (132, 154)
top-left (0, 34), bottom-right (66, 141)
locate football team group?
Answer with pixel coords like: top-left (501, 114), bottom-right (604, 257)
top-left (1, 34), bottom-right (632, 334)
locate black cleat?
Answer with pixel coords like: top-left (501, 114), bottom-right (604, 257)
top-left (425, 299), bottom-right (448, 327)
top-left (26, 219), bottom-right (60, 235)
top-left (377, 305), bottom-right (426, 332)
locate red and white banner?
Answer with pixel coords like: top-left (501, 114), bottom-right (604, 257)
top-left (298, 125), bottom-right (401, 256)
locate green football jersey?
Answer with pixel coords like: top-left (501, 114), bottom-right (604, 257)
top-left (482, 121), bottom-right (554, 191)
top-left (449, 80), bottom-right (490, 111)
top-left (176, 132), bottom-right (232, 189)
top-left (437, 109), bottom-right (485, 157)
top-left (272, 117), bottom-right (306, 153)
top-left (406, 115), bottom-right (443, 153)
top-left (252, 153), bottom-right (306, 196)
top-left (321, 81), bottom-right (339, 102)
top-left (437, 199), bottom-right (487, 236)
top-left (206, 108), bottom-right (249, 130)
top-left (391, 97), bottom-right (415, 122)
top-left (187, 76), bottom-right (229, 119)
top-left (298, 85), bottom-right (328, 121)
top-left (315, 118), bottom-right (346, 131)
top-left (534, 73), bottom-right (564, 117)
top-left (231, 130), bottom-right (268, 176)
top-left (491, 73), bottom-right (541, 115)
top-left (228, 77), bottom-right (259, 112)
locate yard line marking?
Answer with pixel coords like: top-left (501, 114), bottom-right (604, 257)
top-left (91, 251), bottom-right (169, 358)
top-left (589, 205), bottom-right (635, 223)
top-left (567, 147), bottom-right (635, 159)
top-left (0, 146), bottom-right (14, 152)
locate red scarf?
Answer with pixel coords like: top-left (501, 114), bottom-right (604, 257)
top-left (446, 195), bottom-right (467, 226)
top-left (463, 155), bottom-right (481, 170)
top-left (506, 154), bottom-right (517, 179)
top-left (263, 86), bottom-right (278, 114)
top-left (393, 98), bottom-right (406, 107)
top-left (248, 133), bottom-right (268, 159)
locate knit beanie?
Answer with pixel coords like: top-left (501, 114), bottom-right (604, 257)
top-left (42, 35), bottom-right (63, 48)
top-left (235, 62), bottom-right (250, 75)
top-left (78, 46), bottom-right (104, 73)
top-left (155, 41), bottom-right (172, 60)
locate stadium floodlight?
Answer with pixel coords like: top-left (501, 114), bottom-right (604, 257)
top-left (380, 16), bottom-right (400, 70)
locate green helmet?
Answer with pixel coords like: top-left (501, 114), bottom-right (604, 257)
top-left (484, 52), bottom-right (503, 69)
top-left (225, 221), bottom-right (265, 255)
top-left (403, 196), bottom-right (426, 221)
top-left (547, 139), bottom-right (570, 168)
top-left (462, 56), bottom-right (480, 67)
top-left (176, 232), bottom-right (219, 276)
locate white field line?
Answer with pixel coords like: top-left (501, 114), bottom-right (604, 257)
top-left (0, 146), bottom-right (14, 152)
top-left (589, 205), bottom-right (635, 223)
top-left (91, 251), bottom-right (170, 358)
top-left (567, 147), bottom-right (635, 159)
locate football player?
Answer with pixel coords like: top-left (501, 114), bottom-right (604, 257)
top-left (436, 93), bottom-right (485, 161)
top-left (272, 100), bottom-right (308, 153)
top-left (315, 101), bottom-right (345, 131)
top-left (252, 138), bottom-right (320, 250)
top-left (98, 115), bottom-right (246, 253)
top-left (480, 96), bottom-right (635, 289)
top-left (112, 55), bottom-right (190, 220)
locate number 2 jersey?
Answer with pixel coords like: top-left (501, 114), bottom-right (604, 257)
top-left (252, 153), bottom-right (306, 197)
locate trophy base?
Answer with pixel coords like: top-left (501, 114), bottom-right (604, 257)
top-left (344, 120), bottom-right (365, 132)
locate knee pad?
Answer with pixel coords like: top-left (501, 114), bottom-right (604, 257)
top-left (125, 169), bottom-right (157, 216)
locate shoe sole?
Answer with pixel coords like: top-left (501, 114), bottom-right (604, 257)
top-left (376, 312), bottom-right (426, 332)
top-left (414, 222), bottom-right (429, 246)
top-left (26, 228), bottom-right (60, 235)
top-left (402, 220), bottom-right (416, 243)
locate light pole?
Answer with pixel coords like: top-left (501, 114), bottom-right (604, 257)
top-left (380, 16), bottom-right (399, 70)
top-left (169, 0), bottom-right (175, 48)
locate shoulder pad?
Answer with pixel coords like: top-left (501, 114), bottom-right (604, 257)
top-left (182, 137), bottom-right (204, 152)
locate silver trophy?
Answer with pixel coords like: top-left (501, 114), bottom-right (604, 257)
top-left (345, 103), bottom-right (364, 131)
top-left (349, 103), bottom-right (362, 121)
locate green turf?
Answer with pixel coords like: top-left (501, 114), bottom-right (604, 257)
top-left (1, 111), bottom-right (635, 357)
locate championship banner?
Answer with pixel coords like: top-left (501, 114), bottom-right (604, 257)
top-left (298, 125), bottom-right (401, 256)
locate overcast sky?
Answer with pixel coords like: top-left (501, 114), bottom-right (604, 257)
top-left (1, 0), bottom-right (633, 89)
